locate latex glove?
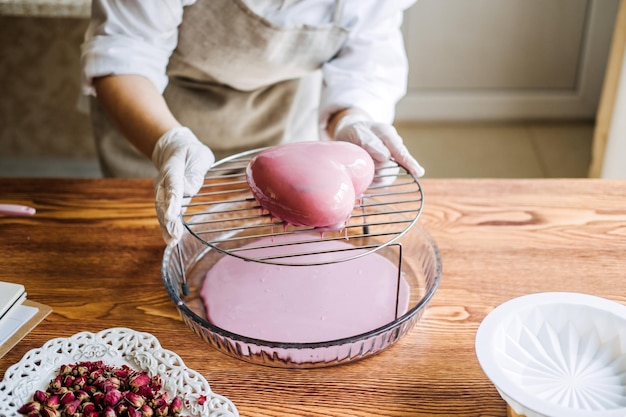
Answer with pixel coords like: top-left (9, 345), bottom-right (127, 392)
top-left (152, 126), bottom-right (215, 245)
top-left (333, 113), bottom-right (425, 185)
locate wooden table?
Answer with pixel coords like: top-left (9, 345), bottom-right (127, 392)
top-left (1, 178), bottom-right (626, 416)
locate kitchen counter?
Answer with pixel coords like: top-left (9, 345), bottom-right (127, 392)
top-left (1, 178), bottom-right (626, 416)
top-left (0, 0), bottom-right (89, 17)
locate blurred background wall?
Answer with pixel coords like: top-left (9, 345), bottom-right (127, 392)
top-left (0, 0), bottom-right (621, 177)
top-left (397, 0), bottom-right (619, 121)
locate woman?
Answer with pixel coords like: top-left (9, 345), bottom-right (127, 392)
top-left (81, 0), bottom-right (424, 245)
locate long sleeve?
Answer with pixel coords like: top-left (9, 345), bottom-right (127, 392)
top-left (320, 0), bottom-right (416, 129)
top-left (81, 0), bottom-right (195, 95)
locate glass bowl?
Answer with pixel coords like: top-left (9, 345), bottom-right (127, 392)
top-left (161, 150), bottom-right (442, 368)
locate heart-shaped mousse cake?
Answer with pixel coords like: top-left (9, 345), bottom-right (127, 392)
top-left (246, 141), bottom-right (375, 229)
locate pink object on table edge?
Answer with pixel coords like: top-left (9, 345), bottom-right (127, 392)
top-left (0, 204), bottom-right (36, 216)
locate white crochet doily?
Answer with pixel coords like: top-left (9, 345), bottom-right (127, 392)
top-left (0, 327), bottom-right (238, 417)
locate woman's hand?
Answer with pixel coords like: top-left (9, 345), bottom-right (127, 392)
top-left (152, 127), bottom-right (215, 245)
top-left (94, 75), bottom-right (213, 245)
top-left (329, 109), bottom-right (425, 185)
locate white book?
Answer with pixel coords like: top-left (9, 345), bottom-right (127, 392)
top-left (0, 282), bottom-right (26, 322)
top-left (0, 304), bottom-right (38, 346)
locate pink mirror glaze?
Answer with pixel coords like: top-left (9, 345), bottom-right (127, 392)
top-left (200, 234), bottom-right (409, 344)
top-left (246, 141), bottom-right (375, 229)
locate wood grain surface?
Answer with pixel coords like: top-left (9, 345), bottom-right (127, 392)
top-left (1, 178), bottom-right (626, 416)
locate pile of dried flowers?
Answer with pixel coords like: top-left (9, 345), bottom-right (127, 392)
top-left (17, 361), bottom-right (183, 417)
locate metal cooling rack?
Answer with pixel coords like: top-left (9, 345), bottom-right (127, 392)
top-left (181, 148), bottom-right (423, 266)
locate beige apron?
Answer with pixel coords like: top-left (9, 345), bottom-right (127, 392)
top-left (91, 0), bottom-right (349, 177)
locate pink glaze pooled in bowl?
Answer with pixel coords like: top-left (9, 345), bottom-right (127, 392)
top-left (245, 141), bottom-right (375, 229)
top-left (200, 233), bottom-right (410, 344)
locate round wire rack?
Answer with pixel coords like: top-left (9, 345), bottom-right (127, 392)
top-left (181, 148), bottom-right (424, 266)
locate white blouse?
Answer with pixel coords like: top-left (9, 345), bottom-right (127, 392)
top-left (81, 0), bottom-right (416, 125)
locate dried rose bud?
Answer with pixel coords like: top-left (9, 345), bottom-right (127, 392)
top-left (83, 409), bottom-right (101, 417)
top-left (92, 375), bottom-right (107, 390)
top-left (151, 397), bottom-right (166, 408)
top-left (59, 391), bottom-right (75, 405)
top-left (140, 404), bottom-right (154, 417)
top-left (81, 402), bottom-right (96, 414)
top-left (127, 407), bottom-right (143, 417)
top-left (102, 379), bottom-right (120, 393)
top-left (33, 390), bottom-right (48, 403)
top-left (92, 391), bottom-right (105, 405)
top-left (103, 406), bottom-right (116, 417)
top-left (89, 368), bottom-right (104, 380)
top-left (73, 389), bottom-right (90, 402)
top-left (44, 395), bottom-right (60, 409)
top-left (85, 384), bottom-right (100, 395)
top-left (17, 401), bottom-right (41, 415)
top-left (50, 376), bottom-right (63, 390)
top-left (114, 402), bottom-right (128, 415)
top-left (40, 406), bottom-right (60, 417)
top-left (51, 386), bottom-right (70, 396)
top-left (62, 399), bottom-right (81, 415)
top-left (170, 397), bottom-right (182, 415)
top-left (125, 391), bottom-right (145, 408)
top-left (58, 364), bottom-right (73, 376)
top-left (75, 364), bottom-right (89, 376)
top-left (103, 389), bottom-right (123, 407)
top-left (136, 384), bottom-right (155, 399)
top-left (114, 368), bottom-right (129, 379)
top-left (73, 375), bottom-right (87, 390)
top-left (62, 375), bottom-right (75, 388)
top-left (129, 373), bottom-right (151, 390)
top-left (155, 403), bottom-right (169, 417)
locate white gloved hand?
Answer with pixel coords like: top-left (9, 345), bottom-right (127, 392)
top-left (152, 126), bottom-right (215, 245)
top-left (333, 113), bottom-right (425, 185)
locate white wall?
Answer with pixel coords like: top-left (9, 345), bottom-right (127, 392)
top-left (398, 0), bottom-right (620, 122)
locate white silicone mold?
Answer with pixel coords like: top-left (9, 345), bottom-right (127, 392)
top-left (476, 292), bottom-right (626, 417)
